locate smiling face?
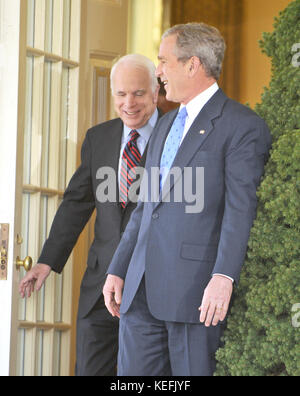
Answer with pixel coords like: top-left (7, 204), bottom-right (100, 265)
top-left (112, 64), bottom-right (159, 130)
top-left (156, 34), bottom-right (214, 105)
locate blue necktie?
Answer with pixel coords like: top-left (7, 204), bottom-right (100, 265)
top-left (160, 107), bottom-right (188, 191)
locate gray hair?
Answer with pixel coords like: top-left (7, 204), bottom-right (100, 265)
top-left (110, 54), bottom-right (159, 93)
top-left (162, 23), bottom-right (226, 80)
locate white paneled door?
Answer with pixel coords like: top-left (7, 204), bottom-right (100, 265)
top-left (0, 0), bottom-right (81, 376)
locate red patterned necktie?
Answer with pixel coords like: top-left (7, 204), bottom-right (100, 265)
top-left (120, 130), bottom-right (141, 208)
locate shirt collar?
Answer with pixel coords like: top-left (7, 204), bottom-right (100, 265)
top-left (180, 82), bottom-right (219, 122)
top-left (123, 108), bottom-right (159, 143)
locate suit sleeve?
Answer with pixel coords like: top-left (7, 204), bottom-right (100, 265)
top-left (106, 199), bottom-right (144, 280)
top-left (211, 117), bottom-right (271, 283)
top-left (38, 132), bottom-right (95, 273)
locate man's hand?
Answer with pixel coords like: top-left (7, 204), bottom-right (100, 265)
top-left (19, 264), bottom-right (52, 298)
top-left (103, 274), bottom-right (124, 318)
top-left (199, 275), bottom-right (233, 327)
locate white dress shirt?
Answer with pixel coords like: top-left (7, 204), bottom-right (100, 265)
top-left (118, 108), bottom-right (159, 185)
top-left (180, 82), bottom-right (219, 145)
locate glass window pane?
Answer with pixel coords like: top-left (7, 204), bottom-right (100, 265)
top-left (62, 0), bottom-right (71, 58)
top-left (45, 0), bottom-right (54, 53)
top-left (37, 195), bottom-right (49, 322)
top-left (23, 56), bottom-right (34, 185)
top-left (41, 62), bottom-right (52, 188)
top-left (39, 195), bottom-right (48, 253)
top-left (54, 273), bottom-right (63, 323)
top-left (27, 0), bottom-right (36, 47)
top-left (35, 330), bottom-right (44, 376)
top-left (18, 193), bottom-right (31, 321)
top-left (17, 329), bottom-right (26, 376)
top-left (59, 67), bottom-right (69, 190)
top-left (21, 193), bottom-right (30, 263)
top-left (37, 284), bottom-right (46, 323)
top-left (53, 331), bottom-right (62, 376)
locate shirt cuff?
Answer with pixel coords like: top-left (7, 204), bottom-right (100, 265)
top-left (213, 273), bottom-right (234, 283)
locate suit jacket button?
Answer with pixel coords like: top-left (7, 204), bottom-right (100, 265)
top-left (152, 213), bottom-right (159, 220)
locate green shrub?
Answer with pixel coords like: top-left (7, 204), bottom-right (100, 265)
top-left (215, 0), bottom-right (300, 376)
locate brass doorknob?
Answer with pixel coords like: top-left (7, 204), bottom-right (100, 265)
top-left (16, 256), bottom-right (33, 272)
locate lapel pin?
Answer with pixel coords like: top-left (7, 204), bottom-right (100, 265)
top-left (199, 130), bottom-right (206, 135)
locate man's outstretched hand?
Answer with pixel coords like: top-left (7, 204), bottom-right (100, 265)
top-left (19, 264), bottom-right (52, 298)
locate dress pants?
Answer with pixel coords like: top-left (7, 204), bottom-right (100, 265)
top-left (76, 294), bottom-right (119, 376)
top-left (118, 278), bottom-right (225, 376)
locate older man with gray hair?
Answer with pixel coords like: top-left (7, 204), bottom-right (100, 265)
top-left (19, 54), bottom-right (160, 376)
top-left (104, 23), bottom-right (271, 376)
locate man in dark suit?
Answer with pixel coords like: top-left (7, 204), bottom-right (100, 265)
top-left (103, 23), bottom-right (272, 376)
top-left (19, 54), bottom-right (160, 376)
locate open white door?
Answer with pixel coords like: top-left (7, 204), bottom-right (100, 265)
top-left (0, 0), bottom-right (81, 376)
top-left (0, 0), bottom-right (22, 377)
top-left (1, 0), bottom-right (132, 376)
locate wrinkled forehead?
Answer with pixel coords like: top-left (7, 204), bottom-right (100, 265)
top-left (112, 64), bottom-right (152, 93)
top-left (158, 34), bottom-right (179, 60)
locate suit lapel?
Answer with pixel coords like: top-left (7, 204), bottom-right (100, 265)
top-left (139, 107), bottom-right (164, 169)
top-left (95, 119), bottom-right (123, 211)
top-left (157, 89), bottom-right (228, 204)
